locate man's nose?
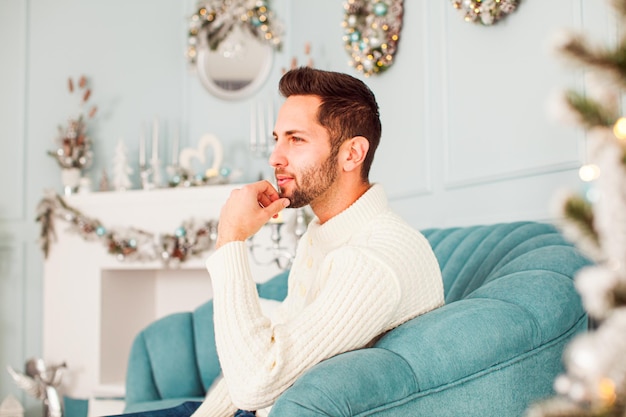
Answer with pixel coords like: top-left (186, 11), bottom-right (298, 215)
top-left (269, 140), bottom-right (286, 168)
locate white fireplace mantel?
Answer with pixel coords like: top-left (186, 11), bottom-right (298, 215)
top-left (42, 185), bottom-right (286, 415)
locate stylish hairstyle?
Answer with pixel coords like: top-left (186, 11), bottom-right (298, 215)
top-left (278, 67), bottom-right (382, 181)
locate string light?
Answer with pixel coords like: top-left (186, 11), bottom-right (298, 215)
top-left (598, 378), bottom-right (617, 406)
top-left (579, 164), bottom-right (601, 182)
top-left (612, 117), bottom-right (626, 140)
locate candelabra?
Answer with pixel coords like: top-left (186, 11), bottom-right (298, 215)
top-left (139, 163), bottom-right (154, 190)
top-left (248, 208), bottom-right (308, 270)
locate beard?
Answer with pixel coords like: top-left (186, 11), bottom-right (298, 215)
top-left (277, 152), bottom-right (338, 208)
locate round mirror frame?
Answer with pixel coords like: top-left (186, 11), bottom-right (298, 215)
top-left (195, 27), bottom-right (274, 100)
top-left (187, 1), bottom-right (283, 100)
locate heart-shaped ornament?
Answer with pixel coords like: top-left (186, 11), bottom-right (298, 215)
top-left (179, 134), bottom-right (224, 177)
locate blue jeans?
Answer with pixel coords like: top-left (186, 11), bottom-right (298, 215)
top-left (112, 402), bottom-right (255, 417)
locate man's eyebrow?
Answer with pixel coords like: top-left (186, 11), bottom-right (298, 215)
top-left (277, 129), bottom-right (308, 136)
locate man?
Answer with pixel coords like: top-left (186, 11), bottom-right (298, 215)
top-left (190, 67), bottom-right (445, 417)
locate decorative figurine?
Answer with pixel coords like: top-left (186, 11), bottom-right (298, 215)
top-left (7, 358), bottom-right (67, 417)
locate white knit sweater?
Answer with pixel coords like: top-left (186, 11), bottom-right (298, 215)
top-left (191, 184), bottom-right (444, 417)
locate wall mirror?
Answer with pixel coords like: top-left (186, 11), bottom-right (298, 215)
top-left (187, 1), bottom-right (283, 100)
top-left (196, 25), bottom-right (273, 100)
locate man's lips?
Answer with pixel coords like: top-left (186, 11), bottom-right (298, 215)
top-left (276, 176), bottom-right (293, 187)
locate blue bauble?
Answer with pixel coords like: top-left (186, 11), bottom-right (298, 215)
top-left (374, 2), bottom-right (388, 16)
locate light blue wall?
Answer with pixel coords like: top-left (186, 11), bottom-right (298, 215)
top-left (0, 0), bottom-right (615, 415)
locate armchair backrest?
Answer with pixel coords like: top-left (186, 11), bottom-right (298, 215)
top-left (125, 221), bottom-right (592, 415)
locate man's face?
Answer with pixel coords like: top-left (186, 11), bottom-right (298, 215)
top-left (270, 95), bottom-right (338, 208)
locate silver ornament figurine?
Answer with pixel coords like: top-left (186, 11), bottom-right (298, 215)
top-left (7, 358), bottom-right (67, 417)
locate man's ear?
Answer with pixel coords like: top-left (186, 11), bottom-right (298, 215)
top-left (341, 136), bottom-right (369, 172)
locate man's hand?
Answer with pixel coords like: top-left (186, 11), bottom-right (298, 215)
top-left (215, 181), bottom-right (290, 249)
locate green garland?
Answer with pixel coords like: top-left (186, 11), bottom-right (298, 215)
top-left (36, 191), bottom-right (218, 265)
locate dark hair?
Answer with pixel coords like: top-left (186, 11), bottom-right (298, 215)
top-left (278, 67), bottom-right (382, 181)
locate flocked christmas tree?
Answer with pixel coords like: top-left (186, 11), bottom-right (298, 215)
top-left (526, 1), bottom-right (626, 416)
top-left (112, 138), bottom-right (133, 191)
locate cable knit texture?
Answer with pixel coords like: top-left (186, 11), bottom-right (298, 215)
top-left (191, 184), bottom-right (444, 417)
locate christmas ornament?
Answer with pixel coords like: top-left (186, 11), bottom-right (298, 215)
top-left (169, 134), bottom-right (225, 187)
top-left (99, 168), bottom-right (110, 192)
top-left (36, 190), bottom-right (218, 265)
top-left (186, 0), bottom-right (282, 66)
top-left (342, 0), bottom-right (404, 77)
top-left (450, 0), bottom-right (520, 26)
top-left (112, 138), bottom-right (134, 191)
top-left (7, 359), bottom-right (66, 417)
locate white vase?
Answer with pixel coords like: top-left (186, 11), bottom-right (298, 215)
top-left (61, 167), bottom-right (82, 196)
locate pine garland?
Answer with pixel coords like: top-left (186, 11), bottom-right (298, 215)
top-left (35, 190), bottom-right (218, 265)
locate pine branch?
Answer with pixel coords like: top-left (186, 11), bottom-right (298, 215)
top-left (558, 33), bottom-right (626, 88)
top-left (563, 195), bottom-right (600, 247)
top-left (564, 90), bottom-right (617, 129)
top-left (613, 280), bottom-right (626, 308)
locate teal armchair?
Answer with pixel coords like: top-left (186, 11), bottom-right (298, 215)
top-left (124, 221), bottom-right (591, 416)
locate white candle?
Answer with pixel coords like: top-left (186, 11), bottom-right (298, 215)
top-left (139, 126), bottom-right (146, 166)
top-left (257, 101), bottom-right (265, 148)
top-left (152, 117), bottom-right (159, 161)
top-left (172, 125), bottom-right (179, 165)
top-left (250, 103), bottom-right (257, 148)
top-left (267, 99), bottom-right (274, 138)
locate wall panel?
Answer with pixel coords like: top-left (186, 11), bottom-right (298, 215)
top-left (368, 1), bottom-right (432, 198)
top-left (442, 0), bottom-right (584, 189)
top-left (0, 242), bottom-right (25, 401)
top-left (0, 0), bottom-right (26, 220)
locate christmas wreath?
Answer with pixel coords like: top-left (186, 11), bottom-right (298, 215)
top-left (450, 0), bottom-right (520, 26)
top-left (342, 0), bottom-right (404, 77)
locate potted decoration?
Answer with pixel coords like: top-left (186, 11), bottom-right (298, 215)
top-left (48, 75), bottom-right (97, 195)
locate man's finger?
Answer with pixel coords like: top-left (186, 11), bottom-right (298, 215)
top-left (255, 180), bottom-right (280, 208)
top-left (266, 198), bottom-right (290, 218)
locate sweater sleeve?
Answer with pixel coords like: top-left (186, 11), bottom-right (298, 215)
top-left (206, 241), bottom-right (402, 411)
